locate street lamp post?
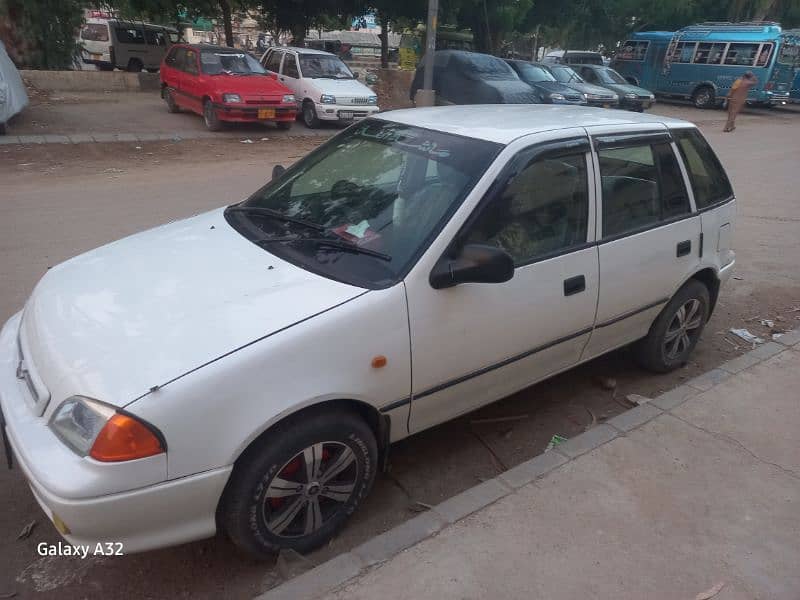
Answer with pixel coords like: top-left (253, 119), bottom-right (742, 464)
top-left (415, 0), bottom-right (438, 107)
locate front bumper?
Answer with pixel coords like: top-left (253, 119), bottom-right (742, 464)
top-left (315, 103), bottom-right (380, 122)
top-left (621, 97), bottom-right (655, 110)
top-left (586, 98), bottom-right (619, 108)
top-left (214, 103), bottom-right (297, 123)
top-left (0, 312), bottom-right (231, 553)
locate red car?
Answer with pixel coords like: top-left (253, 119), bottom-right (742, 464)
top-left (160, 44), bottom-right (297, 131)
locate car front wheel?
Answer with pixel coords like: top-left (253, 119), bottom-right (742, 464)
top-left (302, 101), bottom-right (320, 128)
top-left (635, 280), bottom-right (710, 373)
top-left (221, 409), bottom-right (378, 558)
top-left (203, 100), bottom-right (223, 131)
top-left (164, 87), bottom-right (180, 113)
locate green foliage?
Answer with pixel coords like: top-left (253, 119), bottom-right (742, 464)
top-left (1, 0), bottom-right (84, 68)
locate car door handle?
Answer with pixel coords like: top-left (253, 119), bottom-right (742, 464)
top-left (563, 275), bottom-right (586, 296)
top-left (676, 240), bottom-right (692, 257)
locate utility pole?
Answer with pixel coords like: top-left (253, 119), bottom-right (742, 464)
top-left (415, 0), bottom-right (439, 107)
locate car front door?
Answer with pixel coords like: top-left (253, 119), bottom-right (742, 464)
top-left (581, 125), bottom-right (701, 359)
top-left (404, 131), bottom-right (600, 433)
top-left (279, 52), bottom-right (302, 98)
top-left (179, 48), bottom-right (202, 114)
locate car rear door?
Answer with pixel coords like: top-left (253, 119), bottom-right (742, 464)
top-left (404, 130), bottom-right (600, 433)
top-left (581, 125), bottom-right (702, 359)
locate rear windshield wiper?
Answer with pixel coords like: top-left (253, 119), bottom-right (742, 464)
top-left (226, 206), bottom-right (325, 233)
top-left (257, 236), bottom-right (392, 261)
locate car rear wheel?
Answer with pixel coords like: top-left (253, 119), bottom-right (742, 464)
top-left (635, 280), bottom-right (710, 373)
top-left (692, 86), bottom-right (715, 109)
top-left (221, 409), bottom-right (377, 559)
top-left (203, 100), bottom-right (223, 131)
top-left (127, 58), bottom-right (143, 73)
top-left (302, 101), bottom-right (320, 129)
top-left (164, 87), bottom-right (180, 113)
top-left (0, 122), bottom-right (6, 135)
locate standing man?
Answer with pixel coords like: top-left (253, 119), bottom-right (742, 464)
top-left (724, 71), bottom-right (757, 132)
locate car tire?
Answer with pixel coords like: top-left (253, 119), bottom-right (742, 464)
top-left (127, 58), bottom-right (144, 73)
top-left (146, 68), bottom-right (159, 73)
top-left (97, 64), bottom-right (114, 72)
top-left (0, 121), bottom-right (6, 136)
top-left (276, 121), bottom-right (292, 131)
top-left (692, 85), bottom-right (715, 109)
top-left (164, 87), bottom-right (180, 113)
top-left (203, 100), bottom-right (223, 132)
top-left (221, 409), bottom-right (378, 559)
top-left (302, 101), bottom-right (320, 128)
top-left (635, 280), bottom-right (710, 373)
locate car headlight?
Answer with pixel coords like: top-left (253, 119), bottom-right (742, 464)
top-left (282, 94), bottom-right (296, 103)
top-left (550, 93), bottom-right (566, 101)
top-left (649, 94), bottom-right (655, 100)
top-left (368, 95), bottom-right (378, 105)
top-left (625, 93), bottom-right (637, 99)
top-left (49, 396), bottom-right (164, 462)
top-left (222, 93), bottom-right (242, 103)
top-left (320, 94), bottom-right (336, 104)
top-left (581, 93), bottom-right (588, 102)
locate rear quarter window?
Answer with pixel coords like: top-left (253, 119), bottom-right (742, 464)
top-left (674, 129), bottom-right (733, 209)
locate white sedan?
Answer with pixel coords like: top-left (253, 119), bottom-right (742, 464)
top-left (0, 105), bottom-right (736, 558)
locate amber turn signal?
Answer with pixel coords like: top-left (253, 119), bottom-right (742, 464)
top-left (90, 413), bottom-right (164, 462)
top-left (371, 355), bottom-right (387, 368)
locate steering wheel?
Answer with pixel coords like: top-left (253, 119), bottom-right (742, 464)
top-left (330, 179), bottom-right (360, 202)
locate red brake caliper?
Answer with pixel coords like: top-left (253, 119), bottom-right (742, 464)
top-left (269, 448), bottom-right (331, 509)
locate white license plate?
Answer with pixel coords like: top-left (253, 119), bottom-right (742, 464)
top-left (339, 112), bottom-right (354, 120)
top-left (90, 53), bottom-right (102, 60)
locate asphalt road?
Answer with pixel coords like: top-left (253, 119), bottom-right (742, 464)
top-left (0, 103), bottom-right (799, 599)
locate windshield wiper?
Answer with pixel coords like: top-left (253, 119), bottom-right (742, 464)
top-left (226, 206), bottom-right (325, 232)
top-left (257, 236), bottom-right (392, 261)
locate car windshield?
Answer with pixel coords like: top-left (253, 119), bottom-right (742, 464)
top-left (597, 67), bottom-right (627, 84)
top-left (550, 66), bottom-right (583, 83)
top-left (516, 63), bottom-right (556, 82)
top-left (299, 54), bottom-right (353, 78)
top-left (464, 54), bottom-right (517, 80)
top-left (777, 41), bottom-right (799, 66)
top-left (201, 51), bottom-right (267, 75)
top-left (226, 119), bottom-right (502, 288)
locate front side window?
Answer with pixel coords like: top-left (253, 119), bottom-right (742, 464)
top-left (599, 142), bottom-right (690, 237)
top-left (674, 129), bottom-right (733, 209)
top-left (580, 67), bottom-right (599, 83)
top-left (226, 120), bottom-right (501, 288)
top-left (465, 153), bottom-right (589, 265)
top-left (299, 54), bottom-right (353, 79)
top-left (145, 29), bottom-right (167, 46)
top-left (724, 43), bottom-right (760, 66)
top-left (778, 41), bottom-right (799, 66)
top-left (201, 51), bottom-right (266, 75)
top-left (618, 40), bottom-right (649, 61)
top-left (116, 27), bottom-right (145, 44)
top-left (515, 63), bottom-right (556, 83)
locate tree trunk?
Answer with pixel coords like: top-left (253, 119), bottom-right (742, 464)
top-left (291, 22), bottom-right (306, 46)
top-left (379, 12), bottom-right (390, 68)
top-left (219, 0), bottom-right (234, 47)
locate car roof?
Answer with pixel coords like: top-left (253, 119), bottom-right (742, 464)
top-left (277, 46), bottom-right (334, 56)
top-left (377, 105), bottom-right (692, 145)
top-left (178, 44), bottom-right (251, 53)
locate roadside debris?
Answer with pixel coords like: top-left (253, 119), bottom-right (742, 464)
top-left (472, 429), bottom-right (507, 472)
top-left (0, 591), bottom-right (18, 599)
top-left (597, 376), bottom-right (617, 390)
top-left (772, 333), bottom-right (784, 341)
top-left (260, 137), bottom-right (270, 141)
top-left (729, 328), bottom-right (764, 346)
top-left (584, 407), bottom-right (597, 431)
top-left (275, 548), bottom-right (313, 581)
top-left (240, 139), bottom-right (254, 144)
top-left (759, 319), bottom-right (775, 328)
top-left (625, 394), bottom-right (651, 406)
top-left (695, 581), bottom-right (725, 600)
top-left (409, 501), bottom-right (434, 513)
top-left (16, 520), bottom-right (37, 540)
top-left (470, 414), bottom-right (528, 425)
top-left (545, 434), bottom-right (568, 452)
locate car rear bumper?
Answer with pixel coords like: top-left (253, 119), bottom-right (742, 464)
top-left (0, 312), bottom-right (231, 554)
top-left (214, 103), bottom-right (297, 123)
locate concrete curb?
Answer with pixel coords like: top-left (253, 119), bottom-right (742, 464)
top-left (256, 329), bottom-right (800, 600)
top-left (0, 129), bottom-right (333, 146)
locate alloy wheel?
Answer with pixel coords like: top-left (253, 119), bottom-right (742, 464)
top-left (663, 299), bottom-right (703, 361)
top-left (262, 441), bottom-right (358, 538)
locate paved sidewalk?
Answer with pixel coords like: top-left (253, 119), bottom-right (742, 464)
top-left (0, 129), bottom-right (332, 145)
top-left (261, 331), bottom-right (800, 600)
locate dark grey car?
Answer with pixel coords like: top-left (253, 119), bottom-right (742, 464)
top-left (505, 60), bottom-right (587, 105)
top-left (541, 64), bottom-right (620, 108)
top-left (410, 50), bottom-right (539, 105)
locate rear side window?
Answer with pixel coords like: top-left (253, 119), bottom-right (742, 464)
top-left (282, 55), bottom-right (299, 78)
top-left (599, 142), bottom-right (690, 237)
top-left (674, 129), bottom-right (733, 209)
top-left (81, 23), bottom-right (109, 42)
top-left (618, 41), bottom-right (649, 61)
top-left (165, 47), bottom-right (178, 66)
top-left (171, 47), bottom-right (187, 70)
top-left (264, 50), bottom-right (283, 72)
top-left (184, 49), bottom-right (198, 74)
top-left (146, 29), bottom-right (168, 46)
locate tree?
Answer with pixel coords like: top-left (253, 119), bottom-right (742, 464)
top-left (0, 0), bottom-right (84, 68)
top-left (367, 0), bottom-right (426, 67)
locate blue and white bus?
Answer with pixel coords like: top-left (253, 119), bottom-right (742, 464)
top-left (611, 22), bottom-right (800, 108)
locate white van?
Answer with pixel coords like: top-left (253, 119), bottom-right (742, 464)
top-left (79, 19), bottom-right (179, 72)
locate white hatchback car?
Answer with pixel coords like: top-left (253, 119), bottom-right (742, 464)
top-left (260, 46), bottom-right (379, 128)
top-left (0, 106), bottom-right (736, 558)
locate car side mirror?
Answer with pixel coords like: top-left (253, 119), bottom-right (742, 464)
top-left (272, 164), bottom-right (286, 179)
top-left (353, 71), bottom-right (360, 79)
top-left (429, 244), bottom-right (514, 289)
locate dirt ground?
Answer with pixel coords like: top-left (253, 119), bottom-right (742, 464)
top-left (0, 102), bottom-right (799, 599)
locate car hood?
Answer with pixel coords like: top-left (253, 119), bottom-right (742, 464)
top-left (19, 208), bottom-right (365, 413)
top-left (563, 82), bottom-right (618, 98)
top-left (530, 81), bottom-right (582, 96)
top-left (483, 79), bottom-right (540, 103)
top-left (209, 73), bottom-right (292, 96)
top-left (604, 82), bottom-right (652, 96)
top-left (310, 77), bottom-right (375, 97)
